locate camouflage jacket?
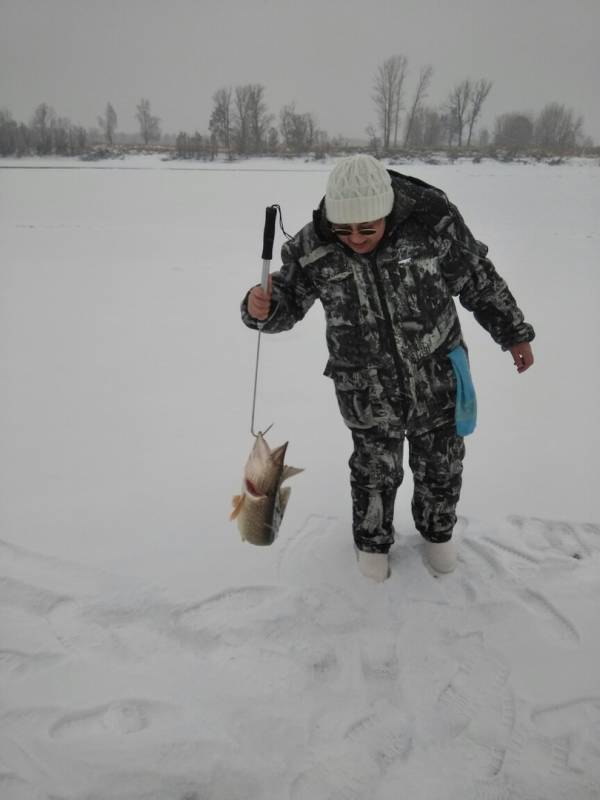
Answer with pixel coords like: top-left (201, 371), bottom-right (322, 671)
top-left (241, 170), bottom-right (535, 430)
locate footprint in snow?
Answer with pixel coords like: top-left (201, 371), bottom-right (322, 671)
top-left (0, 772), bottom-right (51, 800)
top-left (48, 699), bottom-right (155, 740)
top-left (344, 705), bottom-right (412, 770)
top-left (503, 720), bottom-right (600, 800)
top-left (0, 574), bottom-right (69, 617)
top-left (433, 636), bottom-right (515, 778)
top-left (47, 597), bottom-right (124, 654)
top-left (289, 747), bottom-right (380, 800)
top-left (174, 585), bottom-right (307, 647)
top-left (175, 582), bottom-right (362, 646)
top-left (460, 523), bottom-right (583, 649)
top-left (508, 516), bottom-right (599, 561)
top-left (482, 536), bottom-right (545, 569)
top-left (360, 632), bottom-right (400, 688)
top-left (0, 649), bottom-right (63, 679)
top-left (532, 697), bottom-right (600, 778)
top-left (515, 589), bottom-right (581, 647)
top-left (461, 538), bottom-right (505, 579)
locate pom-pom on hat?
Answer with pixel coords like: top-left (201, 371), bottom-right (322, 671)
top-left (325, 154), bottom-right (394, 224)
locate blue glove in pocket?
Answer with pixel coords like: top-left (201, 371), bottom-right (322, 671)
top-left (448, 346), bottom-right (477, 436)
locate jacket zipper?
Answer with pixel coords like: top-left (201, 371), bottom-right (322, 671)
top-left (369, 256), bottom-right (405, 378)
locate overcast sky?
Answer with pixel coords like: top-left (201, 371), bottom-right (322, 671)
top-left (1, 0), bottom-right (599, 144)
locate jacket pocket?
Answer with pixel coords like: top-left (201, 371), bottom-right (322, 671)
top-left (409, 347), bottom-right (457, 433)
top-left (311, 267), bottom-right (358, 309)
top-left (324, 364), bottom-right (393, 431)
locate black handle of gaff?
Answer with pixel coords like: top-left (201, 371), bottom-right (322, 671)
top-left (261, 205), bottom-right (277, 261)
top-left (260, 205), bottom-right (277, 292)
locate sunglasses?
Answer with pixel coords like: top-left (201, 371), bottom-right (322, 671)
top-left (331, 224), bottom-right (379, 237)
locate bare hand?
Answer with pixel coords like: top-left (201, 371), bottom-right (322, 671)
top-left (509, 341), bottom-right (534, 373)
top-left (248, 275), bottom-right (273, 320)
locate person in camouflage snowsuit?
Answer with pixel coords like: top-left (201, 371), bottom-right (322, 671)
top-left (241, 155), bottom-right (534, 580)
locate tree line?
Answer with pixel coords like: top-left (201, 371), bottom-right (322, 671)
top-left (0, 98), bottom-right (162, 156)
top-left (0, 55), bottom-right (594, 158)
top-left (181, 85), bottom-right (335, 159)
top-left (174, 63), bottom-right (592, 159)
top-left (0, 103), bottom-right (88, 157)
top-left (367, 54), bottom-right (591, 154)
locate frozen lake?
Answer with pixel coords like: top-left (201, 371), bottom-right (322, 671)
top-left (0, 155), bottom-right (599, 800)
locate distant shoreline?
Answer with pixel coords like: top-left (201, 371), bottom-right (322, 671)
top-left (2, 153), bottom-right (599, 171)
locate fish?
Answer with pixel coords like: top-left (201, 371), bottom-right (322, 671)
top-left (230, 433), bottom-right (303, 546)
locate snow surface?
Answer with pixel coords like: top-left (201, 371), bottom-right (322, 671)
top-left (0, 155), bottom-right (599, 799)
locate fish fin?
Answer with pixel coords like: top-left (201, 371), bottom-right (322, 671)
top-left (229, 494), bottom-right (245, 521)
top-left (282, 465), bottom-right (304, 482)
top-left (270, 442), bottom-right (289, 466)
top-left (278, 486), bottom-right (292, 516)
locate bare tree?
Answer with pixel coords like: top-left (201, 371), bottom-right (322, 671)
top-left (135, 98), bottom-right (161, 145)
top-left (246, 84), bottom-right (272, 153)
top-left (266, 126), bottom-right (279, 153)
top-left (16, 122), bottom-right (30, 155)
top-left (232, 85), bottom-right (253, 154)
top-left (373, 55), bottom-right (408, 151)
top-left (280, 103), bottom-right (299, 153)
top-left (392, 55), bottom-right (408, 148)
top-left (0, 108), bottom-right (17, 155)
top-left (209, 87), bottom-right (232, 155)
top-left (366, 123), bottom-right (381, 154)
top-left (209, 130), bottom-right (219, 160)
top-left (313, 128), bottom-right (329, 158)
top-left (446, 80), bottom-right (471, 147)
top-left (52, 116), bottom-right (71, 155)
top-left (466, 79), bottom-right (492, 147)
top-left (494, 112), bottom-right (534, 150)
top-left (97, 102), bottom-right (117, 146)
top-left (304, 113), bottom-right (316, 151)
top-left (31, 103), bottom-right (55, 154)
top-left (534, 103), bottom-right (583, 152)
top-left (176, 130), bottom-right (207, 159)
top-left (280, 103), bottom-right (316, 153)
top-left (478, 128), bottom-right (490, 149)
top-left (419, 107), bottom-right (444, 148)
top-left (404, 65), bottom-right (433, 147)
top-left (0, 109), bottom-right (32, 156)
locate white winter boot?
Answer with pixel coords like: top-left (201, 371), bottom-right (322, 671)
top-left (424, 538), bottom-right (457, 574)
top-left (357, 550), bottom-right (390, 582)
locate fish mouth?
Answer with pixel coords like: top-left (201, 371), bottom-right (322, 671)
top-left (245, 479), bottom-right (265, 498)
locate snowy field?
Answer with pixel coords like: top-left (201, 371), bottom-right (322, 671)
top-left (0, 155), bottom-right (599, 799)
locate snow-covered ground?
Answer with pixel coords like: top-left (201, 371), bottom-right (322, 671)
top-left (0, 155), bottom-right (599, 799)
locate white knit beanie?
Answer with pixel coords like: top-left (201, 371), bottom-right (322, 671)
top-left (325, 155), bottom-right (394, 224)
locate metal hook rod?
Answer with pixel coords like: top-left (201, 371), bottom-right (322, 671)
top-left (250, 328), bottom-right (273, 437)
top-left (250, 207), bottom-right (278, 437)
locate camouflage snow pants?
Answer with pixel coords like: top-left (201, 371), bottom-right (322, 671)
top-left (327, 347), bottom-right (468, 553)
top-left (350, 424), bottom-right (465, 553)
